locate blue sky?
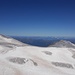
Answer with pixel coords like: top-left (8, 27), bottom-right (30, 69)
top-left (0, 0), bottom-right (75, 37)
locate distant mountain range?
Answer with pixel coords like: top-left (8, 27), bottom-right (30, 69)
top-left (12, 36), bottom-right (75, 47)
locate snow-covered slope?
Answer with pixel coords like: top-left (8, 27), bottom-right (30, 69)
top-left (0, 34), bottom-right (27, 46)
top-left (0, 35), bottom-right (75, 75)
top-left (0, 34), bottom-right (28, 54)
top-left (49, 40), bottom-right (75, 48)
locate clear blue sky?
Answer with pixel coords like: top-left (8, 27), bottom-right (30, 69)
top-left (0, 0), bottom-right (75, 37)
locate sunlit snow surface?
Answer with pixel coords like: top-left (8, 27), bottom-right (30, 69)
top-left (0, 35), bottom-right (75, 75)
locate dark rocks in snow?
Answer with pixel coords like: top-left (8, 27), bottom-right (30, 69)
top-left (42, 51), bottom-right (52, 55)
top-left (7, 57), bottom-right (28, 64)
top-left (30, 59), bottom-right (38, 66)
top-left (52, 62), bottom-right (74, 69)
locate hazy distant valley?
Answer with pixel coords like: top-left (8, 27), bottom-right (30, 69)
top-left (12, 36), bottom-right (75, 47)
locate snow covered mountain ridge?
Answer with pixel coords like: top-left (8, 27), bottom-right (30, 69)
top-left (0, 34), bottom-right (75, 75)
top-left (0, 34), bottom-right (28, 54)
top-left (0, 34), bottom-right (28, 46)
top-left (49, 40), bottom-right (75, 48)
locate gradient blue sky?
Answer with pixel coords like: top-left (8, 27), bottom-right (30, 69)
top-left (0, 0), bottom-right (75, 37)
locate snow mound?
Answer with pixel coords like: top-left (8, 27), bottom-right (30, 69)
top-left (49, 40), bottom-right (75, 48)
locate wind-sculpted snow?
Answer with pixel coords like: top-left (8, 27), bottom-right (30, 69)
top-left (0, 35), bottom-right (75, 75)
top-left (51, 62), bottom-right (74, 69)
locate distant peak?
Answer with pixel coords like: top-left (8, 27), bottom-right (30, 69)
top-left (56, 40), bottom-right (71, 43)
top-left (49, 40), bottom-right (75, 48)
